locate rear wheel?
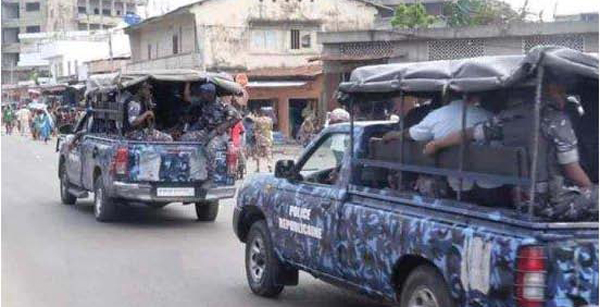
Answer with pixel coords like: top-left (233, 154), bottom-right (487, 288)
top-left (399, 265), bottom-right (454, 307)
top-left (245, 220), bottom-right (285, 297)
top-left (60, 165), bottom-right (76, 205)
top-left (94, 177), bottom-right (117, 222)
top-left (195, 201), bottom-right (219, 221)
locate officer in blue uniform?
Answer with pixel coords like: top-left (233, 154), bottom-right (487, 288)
top-left (424, 76), bottom-right (598, 221)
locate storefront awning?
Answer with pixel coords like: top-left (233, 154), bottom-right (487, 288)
top-left (247, 81), bottom-right (307, 88)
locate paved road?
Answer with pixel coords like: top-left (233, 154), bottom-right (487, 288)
top-left (2, 134), bottom-right (387, 307)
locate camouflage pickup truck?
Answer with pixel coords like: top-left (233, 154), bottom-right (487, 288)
top-left (57, 71), bottom-right (241, 222)
top-left (232, 47), bottom-right (599, 307)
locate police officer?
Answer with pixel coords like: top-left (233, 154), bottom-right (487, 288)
top-left (423, 75), bottom-right (598, 221)
top-left (125, 82), bottom-right (173, 142)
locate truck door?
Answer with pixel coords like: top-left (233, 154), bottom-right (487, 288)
top-left (66, 113), bottom-right (91, 187)
top-left (273, 132), bottom-right (349, 278)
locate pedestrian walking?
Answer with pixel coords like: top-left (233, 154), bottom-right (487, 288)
top-left (3, 106), bottom-right (15, 135)
top-left (251, 108), bottom-right (274, 173)
top-left (15, 107), bottom-right (31, 136)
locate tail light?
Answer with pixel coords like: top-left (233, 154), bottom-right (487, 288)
top-left (516, 245), bottom-right (546, 307)
top-left (112, 147), bottom-right (129, 176)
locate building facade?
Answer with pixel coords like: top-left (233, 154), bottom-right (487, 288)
top-left (124, 0), bottom-right (384, 137)
top-left (318, 20), bottom-right (600, 112)
top-left (17, 30), bottom-right (130, 83)
top-left (125, 0), bottom-right (384, 71)
top-left (1, 0), bottom-right (144, 84)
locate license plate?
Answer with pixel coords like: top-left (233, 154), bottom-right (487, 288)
top-left (156, 187), bottom-right (195, 197)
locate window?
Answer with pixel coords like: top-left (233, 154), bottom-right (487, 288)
top-left (25, 2), bottom-right (40, 12)
top-left (67, 61), bottom-right (71, 76)
top-left (299, 133), bottom-right (349, 185)
top-left (172, 34), bottom-right (179, 54)
top-left (93, 8), bottom-right (99, 14)
top-left (2, 28), bottom-right (20, 44)
top-left (26, 26), bottom-right (41, 33)
top-left (147, 44), bottom-right (152, 59)
top-left (3, 3), bottom-right (20, 18)
top-left (301, 33), bottom-right (311, 48)
top-left (102, 9), bottom-right (111, 16)
top-left (251, 29), bottom-right (278, 51)
top-left (116, 10), bottom-right (121, 15)
top-left (78, 6), bottom-right (86, 13)
top-left (290, 29), bottom-right (300, 50)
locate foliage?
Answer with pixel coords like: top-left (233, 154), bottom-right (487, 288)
top-left (391, 3), bottom-right (437, 29)
top-left (442, 0), bottom-right (530, 27)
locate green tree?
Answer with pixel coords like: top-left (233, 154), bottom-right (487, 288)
top-left (443, 0), bottom-right (529, 27)
top-left (391, 3), bottom-right (437, 29)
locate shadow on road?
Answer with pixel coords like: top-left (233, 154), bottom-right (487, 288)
top-left (66, 200), bottom-right (209, 228)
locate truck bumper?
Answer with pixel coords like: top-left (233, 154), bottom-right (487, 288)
top-left (111, 181), bottom-right (237, 203)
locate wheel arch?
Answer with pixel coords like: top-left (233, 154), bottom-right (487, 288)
top-left (391, 254), bottom-right (446, 300)
top-left (237, 205), bottom-right (266, 243)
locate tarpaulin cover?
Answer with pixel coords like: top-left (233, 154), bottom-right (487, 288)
top-left (86, 69), bottom-right (244, 96)
top-left (338, 46), bottom-right (598, 95)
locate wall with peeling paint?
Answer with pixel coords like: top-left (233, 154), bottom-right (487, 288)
top-left (127, 0), bottom-right (377, 71)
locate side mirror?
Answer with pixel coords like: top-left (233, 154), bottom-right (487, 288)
top-left (58, 124), bottom-right (73, 135)
top-left (275, 160), bottom-right (295, 179)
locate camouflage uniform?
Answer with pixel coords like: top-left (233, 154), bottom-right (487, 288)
top-left (473, 104), bottom-right (598, 221)
top-left (179, 99), bottom-right (241, 178)
top-left (125, 101), bottom-right (173, 142)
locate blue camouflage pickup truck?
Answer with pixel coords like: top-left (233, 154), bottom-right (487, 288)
top-left (233, 47), bottom-right (599, 307)
top-left (57, 71), bottom-right (241, 222)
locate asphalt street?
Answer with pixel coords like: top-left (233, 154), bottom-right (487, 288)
top-left (1, 134), bottom-right (387, 307)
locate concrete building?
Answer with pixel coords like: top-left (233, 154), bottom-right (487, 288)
top-left (124, 0), bottom-right (386, 137)
top-left (18, 30), bottom-right (131, 83)
top-left (317, 20), bottom-right (599, 112)
top-left (86, 56), bottom-right (130, 75)
top-left (1, 0), bottom-right (145, 84)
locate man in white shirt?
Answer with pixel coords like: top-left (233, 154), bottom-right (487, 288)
top-left (383, 94), bottom-right (503, 198)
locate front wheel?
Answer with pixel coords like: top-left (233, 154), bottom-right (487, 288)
top-left (195, 201), bottom-right (219, 221)
top-left (399, 265), bottom-right (454, 307)
top-left (245, 220), bottom-right (285, 297)
top-left (94, 177), bottom-right (117, 222)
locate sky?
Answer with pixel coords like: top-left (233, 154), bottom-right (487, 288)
top-left (502, 0), bottom-right (599, 20)
top-left (142, 0), bottom-right (599, 20)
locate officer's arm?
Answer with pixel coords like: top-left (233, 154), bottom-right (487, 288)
top-left (550, 113), bottom-right (592, 188)
top-left (423, 128), bottom-right (475, 156)
top-left (562, 162), bottom-right (592, 188)
top-left (382, 130), bottom-right (412, 142)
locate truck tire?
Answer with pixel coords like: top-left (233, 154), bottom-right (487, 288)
top-left (399, 265), bottom-right (454, 307)
top-left (195, 201), bottom-right (219, 222)
top-left (94, 177), bottom-right (117, 222)
top-left (245, 220), bottom-right (285, 297)
top-left (60, 166), bottom-right (77, 205)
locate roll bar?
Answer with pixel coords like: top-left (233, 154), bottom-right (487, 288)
top-left (347, 56), bottom-right (548, 220)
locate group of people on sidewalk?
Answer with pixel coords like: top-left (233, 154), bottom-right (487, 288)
top-left (2, 91), bottom-right (63, 143)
